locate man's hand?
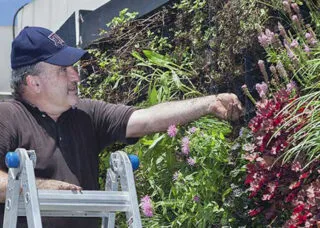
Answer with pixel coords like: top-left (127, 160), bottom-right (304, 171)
top-left (209, 93), bottom-right (244, 121)
top-left (36, 179), bottom-right (82, 191)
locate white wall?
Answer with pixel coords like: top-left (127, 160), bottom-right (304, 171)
top-left (16, 0), bottom-right (110, 36)
top-left (0, 0), bottom-right (110, 94)
top-left (0, 26), bottom-right (14, 94)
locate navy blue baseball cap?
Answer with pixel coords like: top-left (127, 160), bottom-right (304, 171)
top-left (11, 26), bottom-right (87, 69)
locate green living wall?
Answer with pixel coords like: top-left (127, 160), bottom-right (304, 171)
top-left (80, 0), bottom-right (320, 227)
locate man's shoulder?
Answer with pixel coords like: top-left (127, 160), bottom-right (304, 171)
top-left (76, 98), bottom-right (101, 110)
top-left (0, 99), bottom-right (22, 112)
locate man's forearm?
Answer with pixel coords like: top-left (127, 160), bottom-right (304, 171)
top-left (0, 170), bottom-right (8, 202)
top-left (126, 95), bottom-right (216, 137)
top-left (126, 93), bottom-right (244, 138)
top-left (0, 170), bottom-right (81, 203)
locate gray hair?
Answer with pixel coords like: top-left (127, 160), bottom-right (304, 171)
top-left (11, 63), bottom-right (43, 98)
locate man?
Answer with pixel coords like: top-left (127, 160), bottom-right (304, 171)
top-left (0, 26), bottom-right (243, 227)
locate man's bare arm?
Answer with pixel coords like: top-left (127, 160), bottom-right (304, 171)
top-left (0, 170), bottom-right (81, 203)
top-left (126, 93), bottom-right (243, 138)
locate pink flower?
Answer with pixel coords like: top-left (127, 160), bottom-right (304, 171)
top-left (258, 33), bottom-right (269, 47)
top-left (292, 15), bottom-right (298, 22)
top-left (189, 127), bottom-right (197, 133)
top-left (193, 195), bottom-right (200, 202)
top-left (304, 44), bottom-right (310, 53)
top-left (187, 157), bottom-right (196, 166)
top-left (241, 84), bottom-right (247, 90)
top-left (181, 137), bottom-right (190, 155)
top-left (255, 82), bottom-right (268, 98)
top-left (140, 195), bottom-right (153, 217)
top-left (305, 33), bottom-right (312, 40)
top-left (167, 124), bottom-right (178, 137)
top-left (290, 39), bottom-right (299, 48)
top-left (258, 29), bottom-right (275, 47)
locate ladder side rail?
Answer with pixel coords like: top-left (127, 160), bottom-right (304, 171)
top-left (20, 149), bottom-right (43, 228)
top-left (116, 151), bottom-right (142, 228)
top-left (3, 169), bottom-right (21, 228)
top-left (102, 168), bottom-right (118, 228)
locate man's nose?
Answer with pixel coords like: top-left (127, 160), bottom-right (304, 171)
top-left (67, 66), bottom-right (80, 82)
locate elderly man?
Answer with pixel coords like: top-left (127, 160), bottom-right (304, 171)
top-left (0, 26), bottom-right (243, 227)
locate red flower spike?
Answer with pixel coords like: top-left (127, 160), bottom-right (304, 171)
top-left (293, 204), bottom-right (305, 214)
top-left (248, 207), bottom-right (263, 217)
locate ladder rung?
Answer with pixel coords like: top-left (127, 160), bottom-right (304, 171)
top-left (17, 190), bottom-right (132, 217)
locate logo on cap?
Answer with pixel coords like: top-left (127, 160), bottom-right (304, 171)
top-left (48, 33), bottom-right (65, 47)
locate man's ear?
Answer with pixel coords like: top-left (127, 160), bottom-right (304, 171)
top-left (25, 75), bottom-right (41, 93)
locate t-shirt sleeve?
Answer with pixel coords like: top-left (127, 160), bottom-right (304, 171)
top-left (0, 102), bottom-right (18, 171)
top-left (78, 99), bottom-right (139, 149)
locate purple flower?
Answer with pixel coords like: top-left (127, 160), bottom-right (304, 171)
top-left (181, 137), bottom-right (190, 155)
top-left (189, 127), bottom-right (197, 134)
top-left (167, 124), bottom-right (178, 137)
top-left (258, 33), bottom-right (269, 47)
top-left (305, 32), bottom-right (312, 39)
top-left (276, 61), bottom-right (289, 80)
top-left (278, 22), bottom-right (287, 37)
top-left (141, 195), bottom-right (153, 217)
top-left (286, 81), bottom-right (297, 92)
top-left (258, 29), bottom-right (275, 48)
top-left (284, 43), bottom-right (295, 59)
top-left (193, 195), bottom-right (200, 202)
top-left (255, 82), bottom-right (268, 98)
top-left (292, 15), bottom-right (298, 22)
top-left (291, 3), bottom-right (300, 14)
top-left (187, 157), bottom-right (196, 166)
top-left (239, 128), bottom-right (244, 137)
top-left (290, 39), bottom-right (299, 48)
top-left (172, 171), bottom-right (179, 181)
top-left (283, 1), bottom-right (291, 14)
top-left (304, 44), bottom-right (311, 53)
top-left (258, 60), bottom-right (268, 83)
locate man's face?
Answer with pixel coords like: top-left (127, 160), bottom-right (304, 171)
top-left (37, 62), bottom-right (80, 110)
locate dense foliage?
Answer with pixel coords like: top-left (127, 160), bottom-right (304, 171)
top-left (80, 0), bottom-right (269, 105)
top-left (79, 0), bottom-right (320, 227)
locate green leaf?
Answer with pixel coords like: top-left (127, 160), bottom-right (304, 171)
top-left (131, 50), bottom-right (145, 62)
top-left (143, 50), bottom-right (173, 68)
top-left (148, 85), bottom-right (158, 105)
top-left (148, 134), bottom-right (165, 150)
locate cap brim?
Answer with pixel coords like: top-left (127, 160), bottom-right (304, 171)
top-left (44, 46), bottom-right (87, 66)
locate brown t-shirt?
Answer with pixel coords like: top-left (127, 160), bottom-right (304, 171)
top-left (0, 98), bottom-right (137, 228)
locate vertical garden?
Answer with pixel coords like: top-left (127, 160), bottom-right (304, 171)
top-left (80, 0), bottom-right (320, 227)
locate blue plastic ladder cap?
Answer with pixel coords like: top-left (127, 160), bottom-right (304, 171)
top-left (128, 154), bottom-right (139, 171)
top-left (5, 152), bottom-right (20, 168)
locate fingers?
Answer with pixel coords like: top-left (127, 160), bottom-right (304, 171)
top-left (214, 93), bottom-right (244, 121)
top-left (58, 183), bottom-right (82, 191)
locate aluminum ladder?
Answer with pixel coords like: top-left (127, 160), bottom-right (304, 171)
top-left (3, 148), bottom-right (142, 228)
